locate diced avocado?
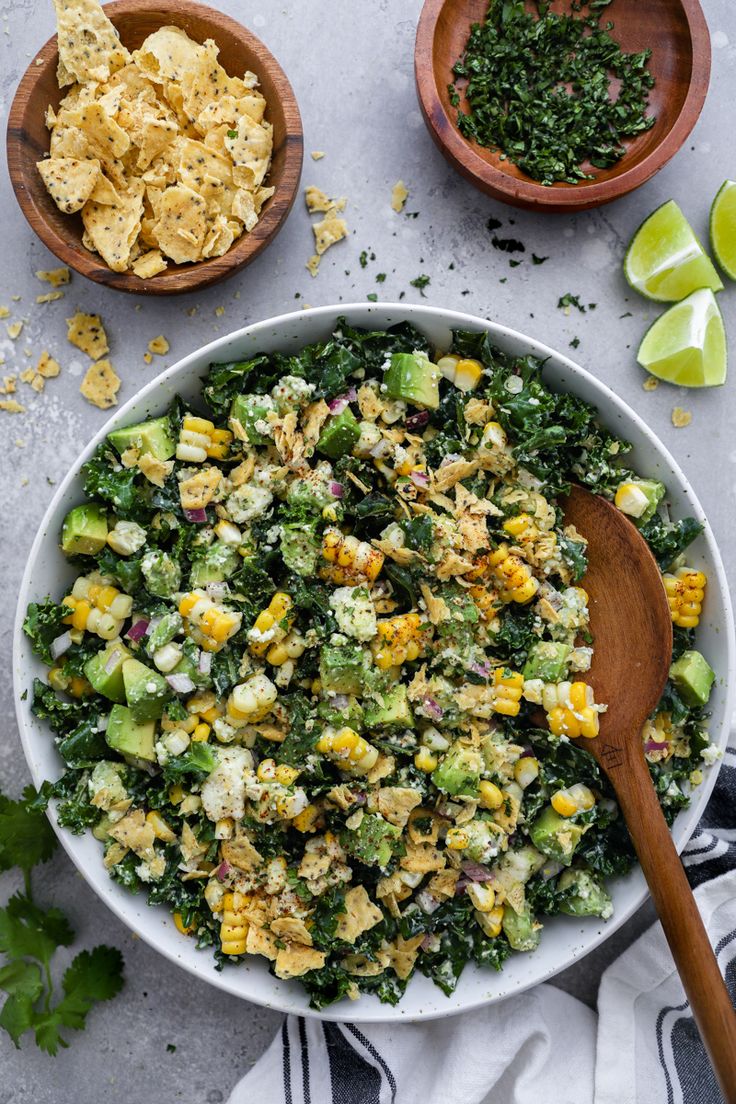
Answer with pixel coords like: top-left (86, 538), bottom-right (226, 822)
top-left (669, 650), bottom-right (715, 707)
top-left (317, 696), bottom-right (364, 731)
top-left (108, 416), bottom-right (175, 461)
top-left (141, 549), bottom-right (181, 598)
top-left (169, 641), bottom-right (211, 690)
top-left (340, 813), bottom-right (401, 869)
top-left (286, 469), bottom-right (336, 512)
top-left (523, 642), bottom-right (571, 683)
top-left (230, 393), bottom-right (272, 444)
top-left (384, 351), bottom-right (440, 410)
top-left (122, 658), bottom-right (170, 722)
top-left (317, 409), bottom-right (360, 459)
top-left (281, 520), bottom-right (320, 576)
top-left (145, 611), bottom-right (183, 656)
top-left (84, 641), bottom-right (132, 703)
top-left (364, 685), bottom-right (414, 729)
top-left (615, 478), bottom-right (665, 523)
top-left (502, 903), bottom-right (540, 952)
top-left (319, 644), bottom-right (371, 695)
top-left (61, 503), bottom-right (108, 555)
top-left (558, 868), bottom-right (613, 919)
top-left (190, 542), bottom-right (240, 587)
top-left (432, 740), bottom-right (481, 797)
top-left (105, 703), bottom-right (156, 763)
top-left (529, 807), bottom-right (584, 867)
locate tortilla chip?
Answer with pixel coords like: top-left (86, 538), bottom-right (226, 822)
top-left (36, 267), bottom-right (71, 288)
top-left (391, 179), bottom-right (408, 212)
top-left (82, 179), bottom-right (144, 272)
top-left (36, 290), bottom-right (65, 304)
top-left (134, 26), bottom-right (205, 83)
top-left (37, 156), bottom-right (100, 213)
top-left (0, 399), bottom-right (25, 414)
top-left (137, 115), bottom-right (178, 171)
top-left (52, 0), bottom-right (130, 86)
top-left (180, 40), bottom-right (233, 119)
top-left (80, 358), bottom-right (120, 409)
top-left (305, 186), bottom-right (345, 214)
top-left (88, 172), bottom-right (121, 205)
top-left (132, 249), bottom-right (167, 279)
top-left (66, 311), bottom-right (109, 360)
top-left (6, 321), bottom-right (23, 340)
top-left (313, 211), bottom-right (348, 256)
top-left (49, 124), bottom-right (90, 160)
top-left (148, 335), bottom-right (169, 355)
top-left (176, 137), bottom-right (233, 208)
top-left (152, 183), bottom-right (207, 263)
top-left (37, 352), bottom-right (61, 379)
top-left (201, 216), bottom-right (236, 259)
top-left (224, 114), bottom-right (272, 188)
top-left (65, 100), bottom-right (130, 159)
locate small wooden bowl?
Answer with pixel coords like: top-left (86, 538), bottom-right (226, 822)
top-left (415, 0), bottom-right (711, 212)
top-left (6, 0), bottom-right (303, 294)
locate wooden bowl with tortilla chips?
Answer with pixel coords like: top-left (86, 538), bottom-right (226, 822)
top-left (7, 0), bottom-right (303, 294)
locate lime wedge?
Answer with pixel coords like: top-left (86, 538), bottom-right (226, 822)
top-left (624, 199), bottom-right (723, 302)
top-left (710, 180), bottom-right (736, 280)
top-left (637, 288), bottom-right (727, 387)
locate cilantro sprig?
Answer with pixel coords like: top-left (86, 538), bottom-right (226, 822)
top-left (0, 788), bottom-right (124, 1053)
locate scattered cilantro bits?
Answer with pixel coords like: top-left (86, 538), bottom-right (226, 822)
top-left (410, 274), bottom-right (431, 296)
top-left (558, 293), bottom-right (586, 315)
top-left (450, 0), bottom-right (655, 185)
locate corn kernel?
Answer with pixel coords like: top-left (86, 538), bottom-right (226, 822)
top-left (514, 756), bottom-right (539, 789)
top-left (467, 883), bottom-right (496, 912)
top-left (173, 911), bottom-right (195, 936)
top-left (415, 747), bottom-right (438, 772)
top-left (445, 827), bottom-right (469, 850)
top-left (475, 905), bottom-right (504, 938)
top-left (292, 804), bottom-right (321, 832)
top-left (478, 780), bottom-right (504, 810)
top-left (146, 810), bottom-right (176, 842)
top-left (191, 723), bottom-right (211, 742)
top-left (274, 764), bottom-right (300, 785)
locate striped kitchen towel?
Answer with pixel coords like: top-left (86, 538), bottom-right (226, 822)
top-left (228, 743), bottom-right (736, 1104)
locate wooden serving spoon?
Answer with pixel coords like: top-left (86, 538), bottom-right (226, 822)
top-left (561, 485), bottom-right (736, 1100)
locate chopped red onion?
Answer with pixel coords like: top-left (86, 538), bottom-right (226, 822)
top-left (439, 453), bottom-right (462, 467)
top-left (541, 860), bottom-right (564, 882)
top-left (126, 619), bottom-right (150, 642)
top-left (645, 739), bottom-right (669, 754)
top-left (327, 388), bottom-right (357, 415)
top-left (423, 696), bottom-right (444, 721)
top-left (50, 631), bottom-right (72, 660)
top-left (409, 470), bottom-right (429, 488)
top-left (420, 932), bottom-right (437, 951)
top-left (166, 672), bottom-right (196, 694)
top-left (215, 861), bottom-right (231, 883)
top-left (369, 438), bottom-right (393, 460)
top-left (329, 481), bottom-right (344, 499)
top-left (184, 507), bottom-right (208, 523)
top-left (198, 651), bottom-right (212, 675)
top-left (329, 694), bottom-right (350, 710)
top-left (468, 661), bottom-right (491, 678)
top-left (406, 410), bottom-right (430, 431)
top-left (104, 647), bottom-right (123, 674)
top-left (460, 860), bottom-right (494, 882)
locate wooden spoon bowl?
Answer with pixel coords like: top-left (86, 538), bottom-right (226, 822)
top-left (415, 0), bottom-right (711, 212)
top-left (563, 485), bottom-right (736, 1099)
top-left (6, 0), bottom-right (303, 294)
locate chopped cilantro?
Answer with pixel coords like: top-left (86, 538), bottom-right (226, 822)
top-left (375, 273), bottom-right (386, 283)
top-left (366, 293), bottom-right (378, 302)
top-left (410, 274), bottom-right (431, 296)
top-left (531, 254), bottom-right (548, 265)
top-left (569, 337), bottom-right (581, 349)
top-left (491, 236), bottom-right (525, 254)
top-left (558, 293), bottom-right (586, 313)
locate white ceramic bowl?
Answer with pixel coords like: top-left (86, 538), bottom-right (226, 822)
top-left (13, 303), bottom-right (735, 1023)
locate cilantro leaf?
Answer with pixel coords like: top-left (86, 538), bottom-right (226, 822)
top-left (33, 946), bottom-right (124, 1056)
top-left (0, 788), bottom-right (57, 880)
top-left (0, 894), bottom-right (73, 967)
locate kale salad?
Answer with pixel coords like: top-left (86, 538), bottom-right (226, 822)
top-left (24, 321), bottom-right (717, 1008)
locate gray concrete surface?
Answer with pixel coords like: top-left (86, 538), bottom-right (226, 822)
top-left (0, 0), bottom-right (733, 1098)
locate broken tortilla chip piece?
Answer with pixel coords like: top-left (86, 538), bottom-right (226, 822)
top-left (80, 358), bottom-right (120, 409)
top-left (313, 210), bottom-right (348, 256)
top-left (151, 183), bottom-right (208, 263)
top-left (132, 250), bottom-right (167, 279)
top-left (37, 157), bottom-right (100, 213)
top-left (35, 267), bottom-right (71, 288)
top-left (52, 0), bottom-right (130, 86)
top-left (66, 312), bottom-right (109, 360)
top-left (82, 179), bottom-right (144, 272)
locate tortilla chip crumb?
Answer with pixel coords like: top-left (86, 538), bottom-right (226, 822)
top-left (642, 376), bottom-right (659, 391)
top-left (0, 307), bottom-right (8, 319)
top-left (311, 151), bottom-right (325, 160)
top-left (305, 186), bottom-right (346, 214)
top-left (37, 352), bottom-right (61, 379)
top-left (391, 180), bottom-right (409, 213)
top-left (80, 358), bottom-right (120, 409)
top-left (36, 267), bottom-right (71, 288)
top-left (148, 335), bottom-right (169, 355)
top-left (0, 399), bottom-right (25, 414)
top-left (671, 407), bottom-right (692, 428)
top-left (312, 210), bottom-right (348, 256)
top-left (214, 306), bottom-right (225, 317)
top-left (306, 254), bottom-right (320, 278)
top-left (19, 368), bottom-right (36, 385)
top-left (143, 352), bottom-right (153, 364)
top-left (36, 290), bottom-right (65, 304)
top-left (186, 307), bottom-right (198, 317)
top-left (67, 312), bottom-right (109, 360)
top-left (7, 321), bottom-right (23, 340)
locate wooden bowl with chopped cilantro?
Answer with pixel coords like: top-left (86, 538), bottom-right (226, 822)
top-left (415, 0), bottom-right (711, 211)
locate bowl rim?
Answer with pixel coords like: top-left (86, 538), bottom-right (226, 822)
top-left (13, 301), bottom-right (736, 1022)
top-left (414, 0), bottom-right (711, 211)
top-left (5, 0), bottom-right (304, 295)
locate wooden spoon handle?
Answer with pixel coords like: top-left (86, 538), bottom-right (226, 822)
top-left (611, 755), bottom-right (736, 1101)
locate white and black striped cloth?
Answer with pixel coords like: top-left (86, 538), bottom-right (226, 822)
top-left (229, 744), bottom-right (736, 1104)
